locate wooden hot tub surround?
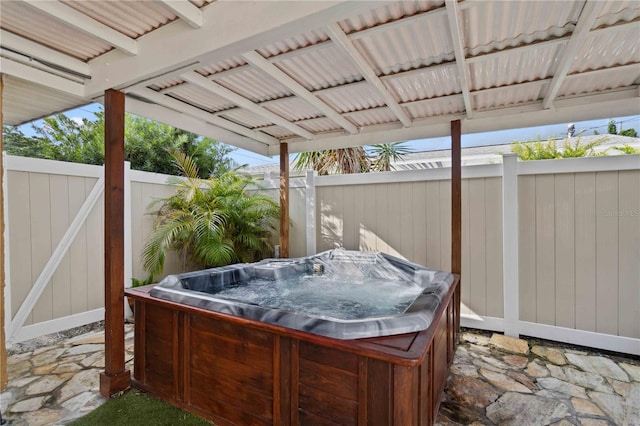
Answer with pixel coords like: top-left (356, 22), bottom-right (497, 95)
top-left (126, 274), bottom-right (459, 426)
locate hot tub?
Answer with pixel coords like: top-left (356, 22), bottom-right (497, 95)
top-left (150, 249), bottom-right (454, 339)
top-left (126, 249), bottom-right (460, 425)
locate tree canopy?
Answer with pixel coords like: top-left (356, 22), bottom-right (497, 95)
top-left (3, 111), bottom-right (237, 178)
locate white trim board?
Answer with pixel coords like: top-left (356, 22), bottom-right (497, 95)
top-left (6, 155), bottom-right (103, 178)
top-left (518, 321), bottom-right (640, 356)
top-left (11, 308), bottom-right (104, 344)
top-left (461, 314), bottom-right (505, 332)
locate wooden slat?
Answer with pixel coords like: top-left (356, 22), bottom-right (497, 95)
top-left (190, 314), bottom-right (273, 348)
top-left (299, 341), bottom-right (358, 373)
top-left (299, 358), bottom-right (358, 400)
top-left (50, 175), bottom-right (71, 318)
top-left (595, 172), bottom-right (619, 335)
top-left (393, 365), bottom-right (418, 425)
top-left (366, 358), bottom-right (392, 426)
top-left (276, 336), bottom-right (292, 426)
top-left (299, 383), bottom-right (358, 425)
top-left (412, 182), bottom-right (427, 266)
top-left (485, 177), bottom-right (504, 318)
top-left (469, 178), bottom-right (487, 316)
top-left (440, 180), bottom-right (452, 272)
top-left (535, 174), bottom-right (556, 326)
top-left (554, 174), bottom-right (575, 328)
top-left (190, 370), bottom-right (273, 420)
top-left (280, 142), bottom-right (290, 258)
top-left (299, 409), bottom-right (342, 426)
top-left (460, 178), bottom-right (471, 315)
top-left (358, 357), bottom-right (368, 426)
top-left (519, 175), bottom-right (537, 322)
top-left (189, 387), bottom-right (272, 426)
top-left (85, 182), bottom-right (104, 309)
top-left (618, 171), bottom-right (640, 339)
top-left (190, 352), bottom-right (273, 391)
top-left (68, 177), bottom-right (89, 314)
top-left (426, 181), bottom-right (441, 269)
top-left (574, 173), bottom-right (597, 332)
top-left (30, 173), bottom-right (52, 323)
top-left (190, 329), bottom-right (273, 370)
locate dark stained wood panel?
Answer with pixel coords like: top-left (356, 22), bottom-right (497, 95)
top-left (299, 341), bottom-right (358, 373)
top-left (190, 387), bottom-right (272, 426)
top-left (366, 358), bottom-right (392, 426)
top-left (299, 409), bottom-right (343, 426)
top-left (190, 350), bottom-right (273, 392)
top-left (190, 314), bottom-right (273, 348)
top-left (299, 358), bottom-right (358, 400)
top-left (299, 383), bottom-right (358, 425)
top-left (191, 329), bottom-right (273, 370)
top-left (190, 370), bottom-right (273, 420)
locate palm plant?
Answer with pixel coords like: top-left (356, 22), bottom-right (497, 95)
top-left (293, 142), bottom-right (410, 175)
top-left (142, 152), bottom-right (278, 275)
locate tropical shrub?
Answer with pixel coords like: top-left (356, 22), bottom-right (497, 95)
top-left (142, 152), bottom-right (279, 275)
top-left (511, 136), bottom-right (607, 161)
top-left (613, 144), bottom-right (640, 155)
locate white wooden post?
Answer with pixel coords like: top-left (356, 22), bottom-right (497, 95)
top-left (502, 154), bottom-right (519, 337)
top-left (305, 170), bottom-right (317, 255)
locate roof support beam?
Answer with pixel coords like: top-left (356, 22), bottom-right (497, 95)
top-left (181, 71), bottom-right (314, 139)
top-left (22, 0), bottom-right (138, 55)
top-left (124, 96), bottom-right (271, 156)
top-left (326, 22), bottom-right (412, 127)
top-left (0, 58), bottom-right (85, 97)
top-left (131, 87), bottom-right (279, 146)
top-left (542, 0), bottom-right (605, 109)
top-left (157, 0), bottom-right (203, 28)
top-left (0, 29), bottom-right (91, 78)
top-left (242, 50), bottom-right (358, 135)
top-left (445, 0), bottom-right (473, 118)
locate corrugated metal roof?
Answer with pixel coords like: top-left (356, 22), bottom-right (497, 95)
top-left (2, 75), bottom-right (86, 126)
top-left (405, 96), bottom-right (465, 119)
top-left (558, 67), bottom-right (640, 98)
top-left (218, 108), bottom-right (273, 129)
top-left (168, 84), bottom-right (234, 113)
top-left (297, 117), bottom-right (344, 134)
top-left (212, 67), bottom-right (292, 103)
top-left (272, 44), bottom-right (362, 91)
top-left (258, 29), bottom-right (329, 58)
top-left (338, 1), bottom-right (444, 34)
top-left (1, 1), bottom-right (111, 61)
top-left (353, 13), bottom-right (454, 75)
top-left (344, 107), bottom-right (400, 127)
top-left (383, 64), bottom-right (460, 102)
top-left (474, 84), bottom-right (545, 112)
top-left (463, 1), bottom-right (581, 55)
top-left (2, 0), bottom-right (638, 152)
top-left (262, 97), bottom-right (322, 122)
top-left (316, 82), bottom-right (386, 113)
top-left (571, 24), bottom-right (640, 74)
top-left (60, 0), bottom-right (177, 39)
top-left (469, 43), bottom-right (564, 91)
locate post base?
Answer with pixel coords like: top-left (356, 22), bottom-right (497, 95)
top-left (100, 369), bottom-right (131, 397)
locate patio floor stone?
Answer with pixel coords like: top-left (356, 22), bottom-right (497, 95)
top-left (0, 325), bottom-right (638, 425)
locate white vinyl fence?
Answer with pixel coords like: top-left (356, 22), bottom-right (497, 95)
top-left (4, 153), bottom-right (639, 355)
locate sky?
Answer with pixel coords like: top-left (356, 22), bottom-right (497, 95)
top-left (17, 103), bottom-right (639, 168)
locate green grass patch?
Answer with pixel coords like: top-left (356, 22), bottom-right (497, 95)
top-left (69, 389), bottom-right (212, 425)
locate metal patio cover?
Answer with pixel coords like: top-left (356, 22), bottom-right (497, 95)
top-left (1, 0), bottom-right (639, 155)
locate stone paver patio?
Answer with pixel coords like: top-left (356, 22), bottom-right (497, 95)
top-left (0, 325), bottom-right (638, 425)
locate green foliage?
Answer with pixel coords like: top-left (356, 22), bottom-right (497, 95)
top-left (131, 274), bottom-right (155, 288)
top-left (142, 152), bottom-right (279, 275)
top-left (2, 112), bottom-right (237, 177)
top-left (613, 144), bottom-right (640, 155)
top-left (608, 119), bottom-right (617, 135)
top-left (293, 142), bottom-right (410, 175)
top-left (511, 136), bottom-right (608, 161)
top-left (618, 128), bottom-right (638, 138)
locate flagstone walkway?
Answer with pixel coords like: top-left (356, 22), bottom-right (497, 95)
top-left (0, 325), bottom-right (638, 425)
